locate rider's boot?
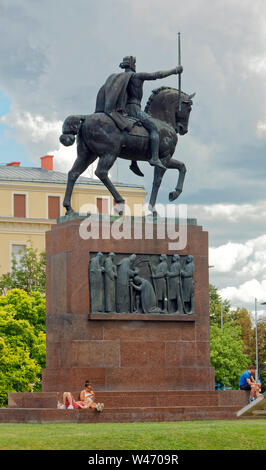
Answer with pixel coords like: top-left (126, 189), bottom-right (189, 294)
top-left (149, 132), bottom-right (166, 171)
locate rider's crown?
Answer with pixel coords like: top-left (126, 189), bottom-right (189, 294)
top-left (119, 56), bottom-right (136, 70)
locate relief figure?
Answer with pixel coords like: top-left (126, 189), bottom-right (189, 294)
top-left (90, 252), bottom-right (105, 312)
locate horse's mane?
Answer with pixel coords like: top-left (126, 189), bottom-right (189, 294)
top-left (145, 86), bottom-right (188, 114)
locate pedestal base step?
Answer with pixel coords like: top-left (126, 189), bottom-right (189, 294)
top-left (0, 390), bottom-right (251, 423)
top-left (7, 390), bottom-right (249, 410)
top-left (0, 405), bottom-right (243, 423)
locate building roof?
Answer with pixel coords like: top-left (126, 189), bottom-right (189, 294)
top-left (0, 165), bottom-right (144, 189)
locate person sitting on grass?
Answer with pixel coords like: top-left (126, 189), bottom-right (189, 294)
top-left (239, 365), bottom-right (261, 402)
top-left (58, 380), bottom-right (104, 412)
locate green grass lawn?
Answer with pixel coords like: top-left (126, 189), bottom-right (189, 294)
top-left (0, 420), bottom-right (265, 450)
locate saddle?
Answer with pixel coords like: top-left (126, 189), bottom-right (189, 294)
top-left (107, 110), bottom-right (144, 134)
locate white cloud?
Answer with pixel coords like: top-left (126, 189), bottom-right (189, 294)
top-left (208, 229), bottom-right (266, 311)
top-left (0, 111), bottom-right (62, 161)
top-left (219, 279), bottom-right (266, 305)
top-left (256, 121), bottom-right (266, 137)
top-left (190, 201), bottom-right (266, 224)
top-left (209, 242), bottom-right (253, 272)
top-left (247, 55), bottom-right (266, 75)
top-left (209, 234), bottom-right (266, 276)
top-left (1, 112), bottom-right (61, 143)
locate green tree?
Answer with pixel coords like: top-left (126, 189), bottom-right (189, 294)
top-left (209, 284), bottom-right (231, 326)
top-left (231, 309), bottom-right (266, 388)
top-left (255, 320), bottom-right (266, 389)
top-left (230, 307), bottom-right (254, 360)
top-left (257, 320), bottom-right (266, 371)
top-left (0, 289), bottom-right (46, 335)
top-left (0, 289), bottom-right (46, 407)
top-left (0, 245), bottom-right (46, 295)
top-left (210, 323), bottom-right (249, 389)
top-left (260, 364), bottom-right (266, 392)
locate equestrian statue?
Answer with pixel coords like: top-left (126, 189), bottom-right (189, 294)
top-left (60, 50), bottom-right (195, 215)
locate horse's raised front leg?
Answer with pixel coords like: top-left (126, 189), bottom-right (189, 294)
top-left (95, 154), bottom-right (125, 215)
top-left (167, 157), bottom-right (186, 202)
top-left (148, 165), bottom-right (166, 215)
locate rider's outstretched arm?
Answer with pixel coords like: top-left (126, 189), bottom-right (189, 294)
top-left (135, 66), bottom-right (182, 81)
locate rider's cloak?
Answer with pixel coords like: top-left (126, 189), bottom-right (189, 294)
top-left (95, 72), bottom-right (134, 130)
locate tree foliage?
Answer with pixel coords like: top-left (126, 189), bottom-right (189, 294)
top-left (209, 284), bottom-right (231, 326)
top-left (0, 289), bottom-right (46, 407)
top-left (209, 284), bottom-right (249, 388)
top-left (230, 309), bottom-right (266, 377)
top-left (210, 323), bottom-right (249, 388)
top-left (0, 246), bottom-right (46, 295)
top-left (209, 285), bottom-right (266, 389)
top-left (230, 308), bottom-right (254, 360)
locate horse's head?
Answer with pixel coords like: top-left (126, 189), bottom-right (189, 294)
top-left (175, 92), bottom-right (195, 135)
top-left (145, 87), bottom-right (195, 135)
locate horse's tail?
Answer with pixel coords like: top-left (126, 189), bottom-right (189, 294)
top-left (59, 115), bottom-right (86, 146)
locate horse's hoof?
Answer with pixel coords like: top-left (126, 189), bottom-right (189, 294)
top-left (147, 211), bottom-right (158, 217)
top-left (65, 207), bottom-right (74, 216)
top-left (169, 190), bottom-right (181, 202)
top-left (114, 202), bottom-right (125, 216)
top-left (147, 204), bottom-right (158, 217)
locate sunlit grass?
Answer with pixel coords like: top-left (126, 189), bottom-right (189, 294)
top-left (0, 420), bottom-right (265, 450)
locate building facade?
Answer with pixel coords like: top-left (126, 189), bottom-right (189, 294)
top-left (0, 155), bottom-right (146, 276)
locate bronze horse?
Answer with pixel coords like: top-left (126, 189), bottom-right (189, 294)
top-left (60, 86), bottom-right (194, 215)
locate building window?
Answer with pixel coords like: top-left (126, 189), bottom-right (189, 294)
top-left (13, 194), bottom-right (26, 217)
top-left (11, 244), bottom-right (26, 269)
top-left (96, 197), bottom-right (108, 214)
top-left (48, 196), bottom-right (60, 219)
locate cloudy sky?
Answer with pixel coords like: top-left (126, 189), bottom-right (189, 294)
top-left (1, 0), bottom-right (266, 317)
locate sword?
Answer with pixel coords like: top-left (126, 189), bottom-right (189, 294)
top-left (178, 32), bottom-right (182, 112)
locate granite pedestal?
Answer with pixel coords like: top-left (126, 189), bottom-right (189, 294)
top-left (0, 216), bottom-right (249, 422)
top-left (43, 216), bottom-right (214, 392)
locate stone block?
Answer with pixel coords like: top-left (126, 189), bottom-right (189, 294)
top-left (120, 341), bottom-right (165, 367)
top-left (72, 341), bottom-right (120, 368)
top-left (72, 314), bottom-right (103, 341)
top-left (103, 320), bottom-right (182, 342)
